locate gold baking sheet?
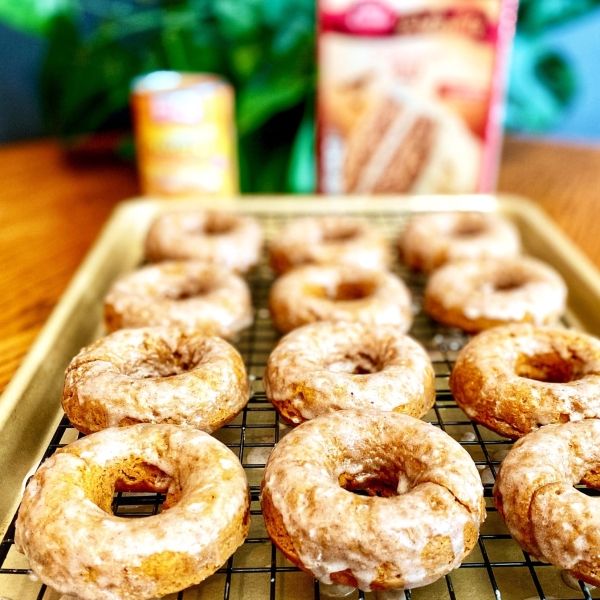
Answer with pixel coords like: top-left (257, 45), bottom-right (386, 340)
top-left (1, 194), bottom-right (599, 600)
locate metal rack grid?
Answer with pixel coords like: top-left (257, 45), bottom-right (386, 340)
top-left (0, 210), bottom-right (598, 600)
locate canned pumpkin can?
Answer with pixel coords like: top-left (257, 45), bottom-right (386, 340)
top-left (131, 71), bottom-right (238, 197)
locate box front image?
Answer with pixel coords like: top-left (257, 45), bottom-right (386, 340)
top-left (317, 0), bottom-right (518, 195)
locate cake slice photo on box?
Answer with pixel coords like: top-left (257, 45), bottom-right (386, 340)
top-left (343, 82), bottom-right (482, 194)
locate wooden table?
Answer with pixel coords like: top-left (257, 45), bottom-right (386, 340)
top-left (0, 140), bottom-right (139, 394)
top-left (1, 136), bottom-right (600, 396)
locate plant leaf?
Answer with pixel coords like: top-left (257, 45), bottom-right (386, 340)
top-left (286, 101), bottom-right (315, 193)
top-left (518, 0), bottom-right (600, 35)
top-left (212, 0), bottom-right (263, 39)
top-left (237, 76), bottom-right (310, 136)
top-left (229, 41), bottom-right (265, 81)
top-left (40, 13), bottom-right (81, 133)
top-left (42, 16), bottom-right (141, 136)
top-left (0, 0), bottom-right (75, 36)
top-left (271, 9), bottom-right (313, 55)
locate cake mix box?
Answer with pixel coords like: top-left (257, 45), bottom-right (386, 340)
top-left (317, 0), bottom-right (519, 195)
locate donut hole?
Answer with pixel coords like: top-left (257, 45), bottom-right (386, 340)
top-left (327, 351), bottom-right (380, 374)
top-left (164, 279), bottom-right (212, 300)
top-left (334, 280), bottom-right (376, 301)
top-left (515, 351), bottom-right (586, 383)
top-left (203, 214), bottom-right (237, 236)
top-left (181, 213), bottom-right (236, 236)
top-left (452, 217), bottom-right (488, 238)
top-left (86, 460), bottom-right (175, 515)
top-left (484, 272), bottom-right (528, 293)
top-left (303, 280), bottom-right (376, 302)
top-left (322, 224), bottom-right (360, 243)
top-left (580, 466), bottom-right (600, 488)
top-left (338, 471), bottom-right (401, 498)
top-left (469, 269), bottom-right (530, 295)
top-left (123, 351), bottom-right (198, 378)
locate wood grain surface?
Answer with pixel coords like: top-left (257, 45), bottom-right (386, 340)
top-left (1, 136), bottom-right (600, 395)
top-left (0, 139), bottom-right (139, 394)
top-left (499, 137), bottom-right (600, 266)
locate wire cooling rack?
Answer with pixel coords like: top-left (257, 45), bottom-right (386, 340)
top-left (0, 210), bottom-right (598, 600)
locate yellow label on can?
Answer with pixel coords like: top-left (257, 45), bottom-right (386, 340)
top-left (131, 72), bottom-right (238, 197)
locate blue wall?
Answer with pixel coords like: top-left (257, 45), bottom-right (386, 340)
top-left (542, 9), bottom-right (600, 142)
top-left (0, 24), bottom-right (44, 142)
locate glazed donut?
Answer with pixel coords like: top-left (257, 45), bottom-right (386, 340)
top-left (400, 211), bottom-right (521, 273)
top-left (15, 423), bottom-right (250, 600)
top-left (424, 256), bottom-right (567, 333)
top-left (450, 324), bottom-right (600, 439)
top-left (145, 208), bottom-right (263, 273)
top-left (494, 419), bottom-right (600, 585)
top-left (261, 410), bottom-right (485, 591)
top-left (104, 260), bottom-right (253, 338)
top-left (269, 264), bottom-right (413, 334)
top-left (269, 216), bottom-right (390, 275)
top-left (263, 321), bottom-right (435, 424)
top-left (62, 327), bottom-right (250, 435)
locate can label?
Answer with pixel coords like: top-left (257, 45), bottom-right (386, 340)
top-left (131, 72), bottom-right (238, 197)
